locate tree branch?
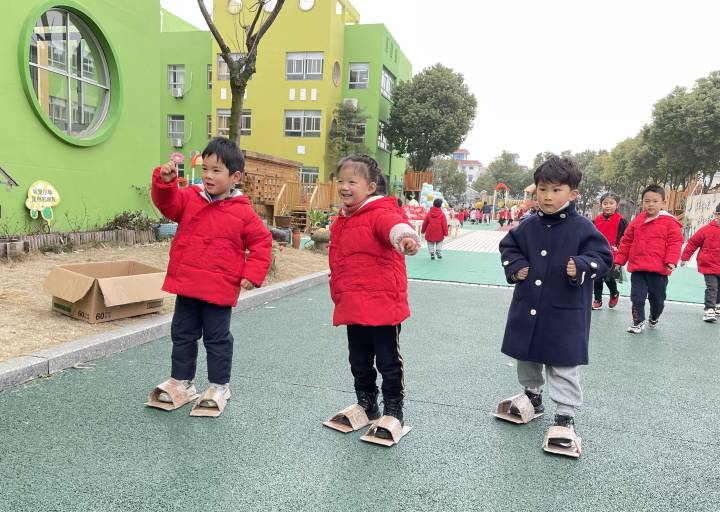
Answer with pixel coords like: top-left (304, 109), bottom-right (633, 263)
top-left (197, 0), bottom-right (239, 75)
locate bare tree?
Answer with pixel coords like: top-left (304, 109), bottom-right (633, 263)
top-left (197, 0), bottom-right (285, 144)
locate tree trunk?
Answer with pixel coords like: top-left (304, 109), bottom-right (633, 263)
top-left (229, 82), bottom-right (245, 145)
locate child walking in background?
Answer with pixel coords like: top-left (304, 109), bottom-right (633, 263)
top-left (497, 156), bottom-right (613, 456)
top-left (614, 185), bottom-right (683, 334)
top-left (327, 154), bottom-right (420, 443)
top-left (421, 198), bottom-right (449, 260)
top-left (592, 193), bottom-right (628, 310)
top-left (680, 203), bottom-right (720, 322)
top-left (148, 137), bottom-right (272, 414)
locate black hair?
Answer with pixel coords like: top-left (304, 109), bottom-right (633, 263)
top-left (202, 136), bottom-right (245, 174)
top-left (533, 156), bottom-right (582, 189)
top-left (641, 184), bottom-right (665, 201)
top-left (715, 202), bottom-right (720, 213)
top-left (433, 198), bottom-right (443, 208)
top-left (336, 154), bottom-right (387, 195)
top-left (600, 192), bottom-right (621, 204)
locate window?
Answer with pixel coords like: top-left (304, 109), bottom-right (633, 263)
top-left (217, 53), bottom-right (244, 81)
top-left (381, 68), bottom-right (394, 99)
top-left (216, 109), bottom-right (251, 136)
top-left (168, 64), bottom-right (184, 89)
top-left (286, 52), bottom-right (323, 80)
top-left (349, 63), bottom-right (369, 89)
top-left (285, 110), bottom-right (321, 137)
top-left (332, 62), bottom-right (340, 86)
top-left (377, 121), bottom-right (389, 151)
top-left (28, 9), bottom-right (111, 139)
top-left (207, 64), bottom-right (212, 88)
top-left (176, 163), bottom-right (185, 178)
top-left (299, 0), bottom-right (315, 10)
top-left (348, 122), bottom-right (366, 144)
top-left (300, 167), bottom-right (319, 185)
top-left (207, 114), bottom-right (212, 138)
top-left (168, 115), bottom-right (184, 139)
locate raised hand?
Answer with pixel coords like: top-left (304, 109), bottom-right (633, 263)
top-left (159, 161), bottom-right (178, 183)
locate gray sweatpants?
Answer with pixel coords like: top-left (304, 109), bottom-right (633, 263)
top-left (704, 275), bottom-right (720, 309)
top-left (427, 241), bottom-right (443, 255)
top-left (516, 361), bottom-right (583, 417)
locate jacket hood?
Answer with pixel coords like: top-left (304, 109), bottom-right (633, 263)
top-left (193, 184), bottom-right (250, 204)
top-left (638, 210), bottom-right (681, 227)
top-left (428, 207), bottom-right (445, 218)
top-left (342, 196), bottom-right (399, 216)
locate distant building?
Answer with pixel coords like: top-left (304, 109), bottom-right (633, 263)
top-left (452, 148), bottom-right (486, 186)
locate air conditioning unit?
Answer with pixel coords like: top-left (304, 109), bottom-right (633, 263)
top-left (172, 87), bottom-right (184, 98)
top-left (342, 98), bottom-right (358, 111)
top-left (172, 138), bottom-right (184, 148)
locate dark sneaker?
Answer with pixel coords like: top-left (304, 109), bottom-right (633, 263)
top-left (592, 300), bottom-right (602, 310)
top-left (509, 389), bottom-right (544, 415)
top-left (648, 317), bottom-right (659, 328)
top-left (356, 390), bottom-right (380, 420)
top-left (430, 252), bottom-right (435, 260)
top-left (550, 415), bottom-right (577, 447)
top-left (375, 397), bottom-right (404, 440)
top-left (436, 252), bottom-right (443, 259)
top-left (608, 293), bottom-right (620, 308)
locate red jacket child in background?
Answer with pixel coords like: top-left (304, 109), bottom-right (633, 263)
top-left (327, 154), bottom-right (420, 444)
top-left (615, 185), bottom-right (683, 333)
top-left (680, 203), bottom-right (720, 322)
top-left (591, 192), bottom-right (629, 310)
top-left (421, 198), bottom-right (449, 260)
top-left (148, 137), bottom-right (272, 415)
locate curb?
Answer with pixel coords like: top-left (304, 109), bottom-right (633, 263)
top-left (0, 271), bottom-right (329, 392)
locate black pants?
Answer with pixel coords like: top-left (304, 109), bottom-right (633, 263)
top-left (347, 324), bottom-right (404, 400)
top-left (593, 277), bottom-right (619, 301)
top-left (630, 271), bottom-right (668, 323)
top-left (704, 274), bottom-right (720, 309)
top-left (170, 295), bottom-right (234, 385)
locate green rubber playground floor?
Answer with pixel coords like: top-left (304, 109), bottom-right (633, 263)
top-left (1, 282), bottom-right (717, 511)
top-left (407, 250), bottom-right (708, 304)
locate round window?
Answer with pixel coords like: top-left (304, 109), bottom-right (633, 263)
top-left (263, 0), bottom-right (278, 12)
top-left (227, 0), bottom-right (242, 14)
top-left (332, 62), bottom-right (340, 86)
top-left (24, 7), bottom-right (116, 145)
top-left (299, 0), bottom-right (315, 11)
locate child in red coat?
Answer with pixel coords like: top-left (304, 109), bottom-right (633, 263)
top-left (149, 137), bottom-right (272, 413)
top-left (680, 203), bottom-right (720, 322)
top-left (592, 193), bottom-right (628, 310)
top-left (615, 185), bottom-right (683, 333)
top-left (421, 198), bottom-right (449, 259)
top-left (328, 154), bottom-right (420, 442)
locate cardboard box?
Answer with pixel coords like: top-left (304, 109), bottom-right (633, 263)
top-left (43, 261), bottom-right (170, 324)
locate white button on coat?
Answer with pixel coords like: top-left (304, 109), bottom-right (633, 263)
top-left (590, 262), bottom-right (598, 269)
top-left (541, 250), bottom-right (547, 256)
top-left (503, 260), bottom-right (509, 266)
top-left (530, 309), bottom-right (537, 315)
top-left (535, 280), bottom-right (542, 286)
top-left (560, 213), bottom-right (567, 219)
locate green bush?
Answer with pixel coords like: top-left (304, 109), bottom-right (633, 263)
top-left (101, 210), bottom-right (155, 231)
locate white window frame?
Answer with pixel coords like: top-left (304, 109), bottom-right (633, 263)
top-left (207, 114), bottom-right (212, 138)
top-left (377, 121), bottom-right (389, 151)
top-left (349, 63), bottom-right (369, 89)
top-left (348, 122), bottom-right (366, 144)
top-left (284, 110), bottom-right (320, 137)
top-left (286, 52), bottom-right (323, 80)
top-left (167, 64), bottom-right (185, 89)
top-left (167, 115), bottom-right (184, 139)
top-left (217, 53), bottom-right (243, 81)
top-left (49, 96), bottom-right (68, 130)
top-left (241, 109), bottom-right (252, 136)
top-left (381, 67), bottom-right (395, 99)
top-left (217, 109), bottom-right (230, 136)
top-left (207, 64), bottom-right (212, 88)
top-left (176, 163), bottom-right (185, 177)
top-left (300, 167), bottom-right (319, 185)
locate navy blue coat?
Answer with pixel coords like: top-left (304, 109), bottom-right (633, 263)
top-left (499, 202), bottom-right (613, 366)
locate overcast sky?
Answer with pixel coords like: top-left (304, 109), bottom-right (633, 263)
top-left (161, 0), bottom-right (720, 167)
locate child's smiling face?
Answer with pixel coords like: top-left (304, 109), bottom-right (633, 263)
top-left (601, 197), bottom-right (618, 215)
top-left (201, 154), bottom-right (241, 199)
top-left (336, 163), bottom-right (376, 208)
top-left (536, 180), bottom-right (578, 214)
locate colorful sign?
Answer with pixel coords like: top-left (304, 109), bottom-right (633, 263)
top-left (26, 180), bottom-right (60, 223)
top-left (685, 192), bottom-right (720, 238)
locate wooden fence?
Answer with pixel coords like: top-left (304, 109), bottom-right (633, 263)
top-left (0, 229), bottom-right (156, 257)
top-left (404, 171), bottom-right (433, 192)
top-left (308, 180), bottom-right (338, 211)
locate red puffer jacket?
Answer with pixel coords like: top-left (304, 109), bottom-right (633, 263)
top-left (615, 211), bottom-right (683, 275)
top-left (329, 197), bottom-right (411, 326)
top-left (421, 207), bottom-right (448, 242)
top-left (681, 221), bottom-right (720, 275)
top-left (151, 168), bottom-right (272, 306)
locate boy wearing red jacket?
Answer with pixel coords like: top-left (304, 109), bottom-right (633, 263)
top-left (421, 198), bottom-right (449, 259)
top-left (680, 203), bottom-right (720, 322)
top-left (615, 185), bottom-right (683, 334)
top-left (149, 137), bottom-right (272, 413)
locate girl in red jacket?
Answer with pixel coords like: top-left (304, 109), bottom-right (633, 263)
top-left (326, 154), bottom-right (420, 444)
top-left (680, 203), bottom-right (720, 322)
top-left (615, 185), bottom-right (683, 334)
top-left (147, 137), bottom-right (272, 415)
top-left (592, 193), bottom-right (628, 310)
top-left (421, 198), bottom-right (449, 259)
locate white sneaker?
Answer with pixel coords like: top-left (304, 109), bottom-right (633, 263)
top-left (626, 321), bottom-right (646, 334)
top-left (703, 309), bottom-right (717, 323)
top-left (199, 383), bottom-right (231, 407)
top-left (715, 304), bottom-right (720, 315)
top-left (158, 379), bottom-right (196, 403)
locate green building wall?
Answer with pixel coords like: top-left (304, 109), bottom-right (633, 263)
top-left (0, 0), bottom-right (160, 233)
top-left (343, 23), bottom-right (411, 196)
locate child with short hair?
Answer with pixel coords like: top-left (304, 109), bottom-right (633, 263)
top-left (592, 193), bottom-right (628, 310)
top-left (498, 156), bottom-right (613, 453)
top-left (615, 185), bottom-right (683, 333)
top-left (680, 203), bottom-right (720, 322)
top-left (421, 198), bottom-right (449, 260)
top-left (327, 154), bottom-right (420, 442)
top-left (149, 137), bottom-right (272, 413)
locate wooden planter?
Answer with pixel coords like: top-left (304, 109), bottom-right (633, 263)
top-left (0, 239), bottom-right (26, 259)
top-left (274, 215), bottom-right (291, 228)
